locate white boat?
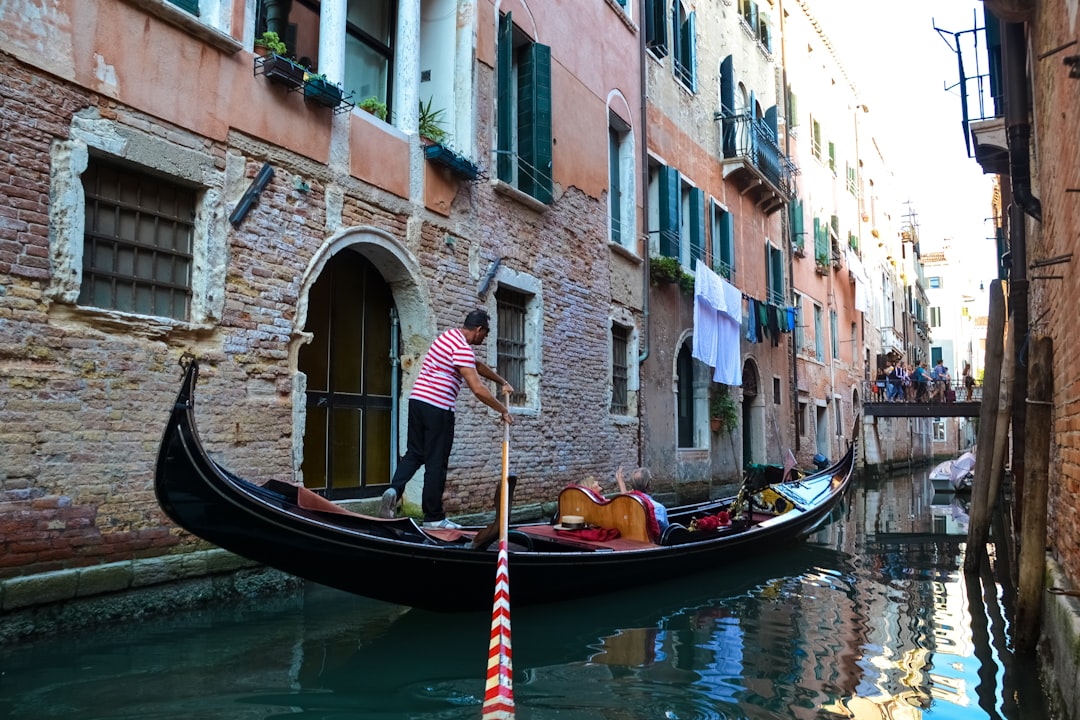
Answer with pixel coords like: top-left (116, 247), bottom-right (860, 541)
top-left (929, 460), bottom-right (955, 493)
top-left (949, 451), bottom-right (977, 493)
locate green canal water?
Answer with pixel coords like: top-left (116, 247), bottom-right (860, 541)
top-left (0, 469), bottom-right (1048, 719)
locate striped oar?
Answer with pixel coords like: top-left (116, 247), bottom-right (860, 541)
top-left (481, 394), bottom-right (514, 720)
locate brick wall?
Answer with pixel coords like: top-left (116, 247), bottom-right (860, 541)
top-left (0, 48), bottom-right (642, 581)
top-left (1030, 0), bottom-right (1080, 587)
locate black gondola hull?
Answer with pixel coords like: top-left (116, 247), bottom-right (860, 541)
top-left (155, 359), bottom-right (856, 612)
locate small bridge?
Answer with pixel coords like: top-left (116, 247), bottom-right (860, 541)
top-left (862, 381), bottom-right (982, 418)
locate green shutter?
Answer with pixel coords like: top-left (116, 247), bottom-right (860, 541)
top-left (671, 3), bottom-right (681, 70)
top-left (658, 165), bottom-right (680, 258)
top-left (770, 245), bottom-right (784, 302)
top-left (517, 42), bottom-right (552, 203)
top-left (689, 187), bottom-right (705, 268)
top-left (814, 217), bottom-right (828, 260)
top-left (684, 12), bottom-right (697, 91)
top-left (721, 208), bottom-right (734, 271)
top-left (167, 0), bottom-right (199, 15)
top-left (497, 13), bottom-right (514, 183)
top-left (790, 199), bottom-right (804, 249)
top-left (787, 86), bottom-right (798, 127)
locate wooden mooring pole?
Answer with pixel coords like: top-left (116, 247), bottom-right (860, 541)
top-left (1016, 336), bottom-right (1053, 653)
top-left (965, 280), bottom-right (1007, 574)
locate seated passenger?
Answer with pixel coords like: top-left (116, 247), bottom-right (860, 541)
top-left (616, 466), bottom-right (669, 533)
top-left (567, 475), bottom-right (605, 499)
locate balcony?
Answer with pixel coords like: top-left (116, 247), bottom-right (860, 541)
top-left (715, 112), bottom-right (797, 215)
top-left (881, 327), bottom-right (904, 355)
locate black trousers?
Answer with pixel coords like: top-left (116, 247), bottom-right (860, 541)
top-left (389, 399), bottom-right (456, 522)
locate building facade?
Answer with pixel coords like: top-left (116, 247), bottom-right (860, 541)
top-left (0, 0), bottom-right (644, 585)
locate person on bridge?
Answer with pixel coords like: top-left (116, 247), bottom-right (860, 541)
top-left (912, 363), bottom-right (929, 402)
top-left (963, 362), bottom-right (975, 401)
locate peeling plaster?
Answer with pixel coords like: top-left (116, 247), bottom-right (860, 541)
top-left (92, 53), bottom-right (117, 88)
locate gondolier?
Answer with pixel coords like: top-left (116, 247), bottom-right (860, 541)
top-left (380, 309), bottom-right (514, 529)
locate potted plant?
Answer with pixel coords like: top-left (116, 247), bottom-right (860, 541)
top-left (710, 384), bottom-right (739, 433)
top-left (358, 96), bottom-right (388, 121)
top-left (253, 31), bottom-right (287, 57)
top-left (304, 73), bottom-right (344, 108)
top-left (815, 251), bottom-right (829, 274)
top-left (418, 97), bottom-right (448, 145)
top-left (254, 32), bottom-right (305, 89)
top-left (650, 255), bottom-right (694, 295)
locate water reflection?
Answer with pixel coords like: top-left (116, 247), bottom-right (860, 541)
top-left (0, 468), bottom-right (1046, 720)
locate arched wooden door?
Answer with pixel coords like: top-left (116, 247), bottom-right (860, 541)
top-left (298, 250), bottom-right (395, 498)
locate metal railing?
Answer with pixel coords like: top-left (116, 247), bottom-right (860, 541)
top-left (715, 112), bottom-right (797, 197)
top-left (864, 379), bottom-right (983, 404)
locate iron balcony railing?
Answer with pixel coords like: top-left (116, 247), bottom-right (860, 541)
top-left (715, 112), bottom-right (798, 198)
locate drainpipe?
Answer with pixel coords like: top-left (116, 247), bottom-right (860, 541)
top-left (637, 0), bottom-right (651, 467)
top-left (1003, 21), bottom-right (1041, 223)
top-left (778, 0), bottom-right (799, 453)
top-left (637, 0), bottom-right (651, 367)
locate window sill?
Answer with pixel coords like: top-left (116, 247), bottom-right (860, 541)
top-left (604, 0), bottom-right (639, 33)
top-left (609, 241), bottom-right (642, 264)
top-left (492, 179), bottom-right (550, 213)
top-left (121, 0), bottom-right (243, 54)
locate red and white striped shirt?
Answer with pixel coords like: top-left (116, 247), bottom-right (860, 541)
top-left (410, 327), bottom-right (476, 410)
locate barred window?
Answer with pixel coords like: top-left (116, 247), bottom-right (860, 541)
top-left (79, 158), bottom-right (195, 320)
top-left (496, 287), bottom-right (528, 406)
top-left (611, 324), bottom-right (630, 415)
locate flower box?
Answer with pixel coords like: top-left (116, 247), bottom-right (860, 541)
top-left (304, 76), bottom-right (344, 108)
top-left (261, 54), bottom-right (305, 89)
top-left (424, 143), bottom-right (480, 180)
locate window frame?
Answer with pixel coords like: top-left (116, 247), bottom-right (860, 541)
top-left (671, 4), bottom-right (697, 91)
top-left (497, 12), bottom-right (553, 204)
top-left (47, 115), bottom-right (226, 328)
top-left (644, 0), bottom-right (668, 57)
top-left (608, 109), bottom-right (636, 252)
top-left (813, 303), bottom-right (824, 362)
top-left (79, 157), bottom-right (197, 321)
top-left (710, 198), bottom-right (735, 281)
top-left (830, 309), bottom-right (839, 361)
top-left (495, 286), bottom-right (529, 406)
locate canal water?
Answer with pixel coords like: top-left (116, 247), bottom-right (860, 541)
top-left (0, 468), bottom-right (1049, 720)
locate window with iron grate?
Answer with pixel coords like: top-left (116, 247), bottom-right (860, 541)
top-left (79, 158), bottom-right (195, 321)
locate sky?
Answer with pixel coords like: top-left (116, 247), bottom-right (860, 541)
top-left (808, 1), bottom-right (998, 269)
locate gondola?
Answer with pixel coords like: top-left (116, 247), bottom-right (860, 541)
top-left (155, 356), bottom-right (857, 612)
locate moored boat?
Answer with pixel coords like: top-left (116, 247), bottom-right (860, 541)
top-left (949, 451), bottom-right (976, 493)
top-left (929, 460), bottom-right (955, 493)
top-left (155, 357), bottom-right (857, 611)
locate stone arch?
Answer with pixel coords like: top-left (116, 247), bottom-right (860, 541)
top-left (289, 227), bottom-right (434, 482)
top-left (741, 356), bottom-right (766, 464)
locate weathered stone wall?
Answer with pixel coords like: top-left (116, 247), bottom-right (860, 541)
top-left (1029, 0), bottom-right (1080, 593)
top-left (0, 39), bottom-right (640, 586)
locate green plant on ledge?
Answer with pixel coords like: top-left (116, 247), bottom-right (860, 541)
top-left (710, 384), bottom-right (739, 433)
top-left (254, 31), bottom-right (287, 56)
top-left (418, 97), bottom-right (449, 144)
top-left (650, 255), bottom-right (694, 295)
top-left (359, 96), bottom-right (388, 121)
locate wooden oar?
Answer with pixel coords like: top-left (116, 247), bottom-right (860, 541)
top-left (481, 391), bottom-right (514, 719)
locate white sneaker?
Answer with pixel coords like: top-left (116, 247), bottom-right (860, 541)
top-left (423, 518), bottom-right (462, 529)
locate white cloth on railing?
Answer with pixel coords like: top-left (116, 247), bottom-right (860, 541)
top-left (693, 263), bottom-right (742, 386)
top-left (846, 247), bottom-right (871, 313)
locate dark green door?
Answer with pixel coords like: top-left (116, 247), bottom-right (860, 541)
top-left (299, 250), bottom-right (395, 498)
